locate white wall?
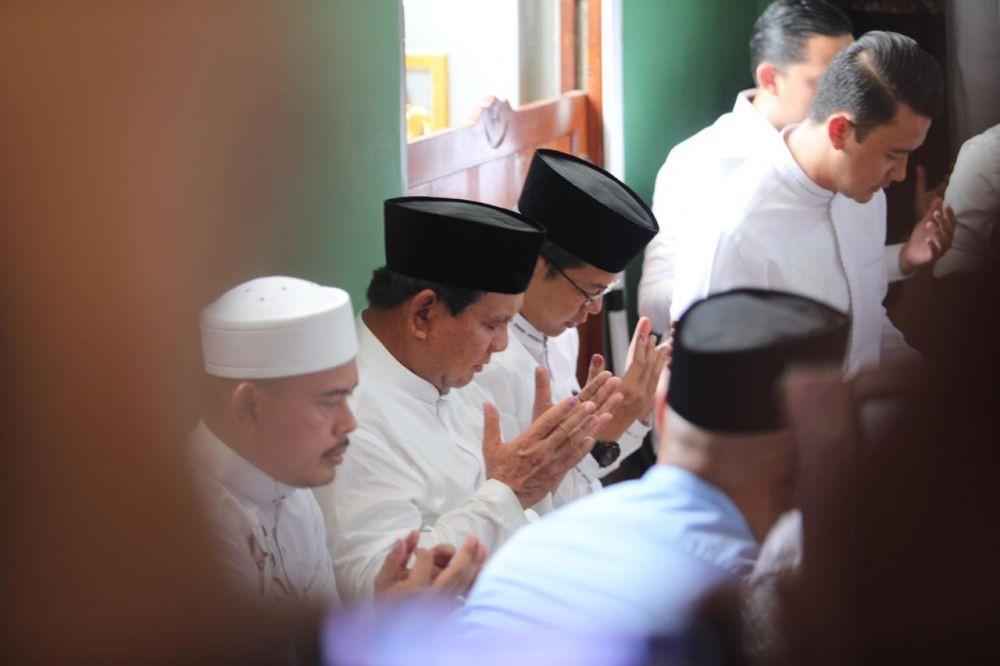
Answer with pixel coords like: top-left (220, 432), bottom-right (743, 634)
top-left (404, 0), bottom-right (521, 126)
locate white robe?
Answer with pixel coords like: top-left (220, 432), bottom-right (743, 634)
top-left (641, 90), bottom-right (906, 334)
top-left (314, 319), bottom-right (543, 603)
top-left (474, 314), bottom-right (649, 496)
top-left (670, 126), bottom-right (916, 376)
top-left (190, 421), bottom-right (338, 606)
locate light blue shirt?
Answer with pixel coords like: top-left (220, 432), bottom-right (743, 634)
top-left (459, 465), bottom-right (760, 638)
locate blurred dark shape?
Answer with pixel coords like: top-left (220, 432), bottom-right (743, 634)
top-left (776, 267), bottom-right (1000, 664)
top-left (0, 3), bottom-right (330, 661)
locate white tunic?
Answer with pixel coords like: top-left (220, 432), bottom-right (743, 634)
top-left (315, 319), bottom-right (542, 603)
top-left (641, 90), bottom-right (905, 334)
top-left (934, 123), bottom-right (1000, 277)
top-left (474, 314), bottom-right (649, 497)
top-left (189, 421), bottom-right (338, 606)
top-left (670, 126), bottom-right (916, 376)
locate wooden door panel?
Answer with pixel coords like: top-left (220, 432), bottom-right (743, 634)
top-left (406, 91), bottom-right (603, 386)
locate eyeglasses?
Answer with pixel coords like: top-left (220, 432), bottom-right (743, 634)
top-left (541, 252), bottom-right (618, 306)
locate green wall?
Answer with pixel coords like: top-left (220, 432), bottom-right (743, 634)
top-left (280, 1), bottom-right (404, 310)
top-left (621, 0), bottom-right (766, 322)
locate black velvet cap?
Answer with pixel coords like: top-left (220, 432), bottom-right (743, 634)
top-left (384, 197), bottom-right (545, 294)
top-left (517, 149), bottom-right (658, 272)
top-left (668, 289), bottom-right (850, 433)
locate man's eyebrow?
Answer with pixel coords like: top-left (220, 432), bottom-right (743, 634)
top-left (321, 383), bottom-right (358, 397)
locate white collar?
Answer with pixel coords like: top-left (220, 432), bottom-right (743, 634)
top-left (357, 314), bottom-right (444, 407)
top-left (510, 313), bottom-right (548, 364)
top-left (774, 125), bottom-right (836, 206)
top-left (732, 89), bottom-right (776, 134)
top-left (191, 420), bottom-right (295, 508)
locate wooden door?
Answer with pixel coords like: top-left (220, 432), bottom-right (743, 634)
top-left (405, 0), bottom-right (605, 383)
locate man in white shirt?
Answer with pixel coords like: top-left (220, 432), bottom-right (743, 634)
top-left (641, 1), bottom-right (950, 335)
top-left (475, 149), bottom-right (668, 495)
top-left (933, 123), bottom-right (1000, 277)
top-left (640, 0), bottom-right (856, 332)
top-left (670, 31), bottom-right (956, 376)
top-left (319, 197), bottom-right (616, 602)
top-left (460, 289), bottom-right (849, 638)
top-left (193, 276), bottom-right (485, 608)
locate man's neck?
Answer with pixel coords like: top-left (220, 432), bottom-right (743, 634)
top-left (658, 453), bottom-right (784, 543)
top-left (361, 308), bottom-right (444, 393)
top-left (785, 123), bottom-right (838, 192)
top-left (751, 90), bottom-right (785, 131)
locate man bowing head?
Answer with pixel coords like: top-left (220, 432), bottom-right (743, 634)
top-left (193, 276), bottom-right (359, 606)
top-left (318, 197), bottom-right (615, 602)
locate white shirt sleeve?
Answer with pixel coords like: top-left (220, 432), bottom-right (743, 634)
top-left (883, 243), bottom-right (908, 282)
top-left (323, 427), bottom-right (528, 603)
top-left (639, 158), bottom-right (681, 334)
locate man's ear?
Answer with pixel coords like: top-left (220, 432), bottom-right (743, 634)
top-left (407, 289), bottom-right (439, 341)
top-left (755, 62), bottom-right (778, 94)
top-left (828, 114), bottom-right (854, 150)
top-left (231, 381), bottom-right (260, 425)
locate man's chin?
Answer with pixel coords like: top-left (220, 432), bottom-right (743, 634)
top-left (850, 187), bottom-right (880, 204)
top-left (299, 467), bottom-right (338, 489)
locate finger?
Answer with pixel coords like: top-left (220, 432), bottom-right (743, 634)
top-left (638, 333), bottom-right (660, 383)
top-left (577, 370), bottom-right (611, 403)
top-left (585, 353), bottom-right (605, 385)
top-left (942, 205), bottom-right (957, 235)
top-left (600, 391), bottom-right (624, 418)
top-left (523, 394), bottom-right (579, 441)
top-left (626, 317), bottom-right (652, 367)
top-left (432, 535), bottom-right (479, 594)
top-left (481, 402), bottom-right (502, 453)
top-left (531, 366), bottom-right (552, 422)
top-left (542, 400), bottom-right (598, 451)
top-left (634, 318), bottom-right (652, 366)
top-left (404, 529), bottom-right (420, 555)
top-left (590, 375), bottom-right (622, 413)
top-left (374, 539), bottom-right (406, 590)
top-left (475, 540), bottom-right (488, 564)
top-left (557, 432), bottom-right (600, 469)
top-left (927, 236), bottom-right (944, 259)
top-left (647, 344), bottom-right (671, 392)
top-left (554, 410), bottom-right (605, 457)
top-left (407, 548), bottom-right (436, 587)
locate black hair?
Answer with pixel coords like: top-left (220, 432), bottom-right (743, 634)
top-left (365, 266), bottom-right (482, 316)
top-left (749, 0), bottom-right (854, 79)
top-left (539, 239), bottom-right (587, 279)
top-left (808, 30), bottom-right (944, 141)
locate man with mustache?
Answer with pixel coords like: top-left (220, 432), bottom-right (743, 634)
top-left (318, 198), bottom-right (617, 602)
top-left (192, 276), bottom-right (484, 606)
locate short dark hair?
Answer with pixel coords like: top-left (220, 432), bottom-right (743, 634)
top-left (808, 30), bottom-right (944, 141)
top-left (539, 239), bottom-right (587, 279)
top-left (749, 0), bottom-right (854, 78)
top-left (365, 266), bottom-right (482, 316)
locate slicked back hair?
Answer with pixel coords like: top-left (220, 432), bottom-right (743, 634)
top-left (365, 266), bottom-right (483, 316)
top-left (808, 30), bottom-right (944, 141)
top-left (749, 0), bottom-right (854, 79)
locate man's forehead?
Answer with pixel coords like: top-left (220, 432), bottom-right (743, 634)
top-left (274, 360), bottom-right (358, 393)
top-left (874, 106), bottom-right (931, 150)
top-left (471, 292), bottom-right (523, 319)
